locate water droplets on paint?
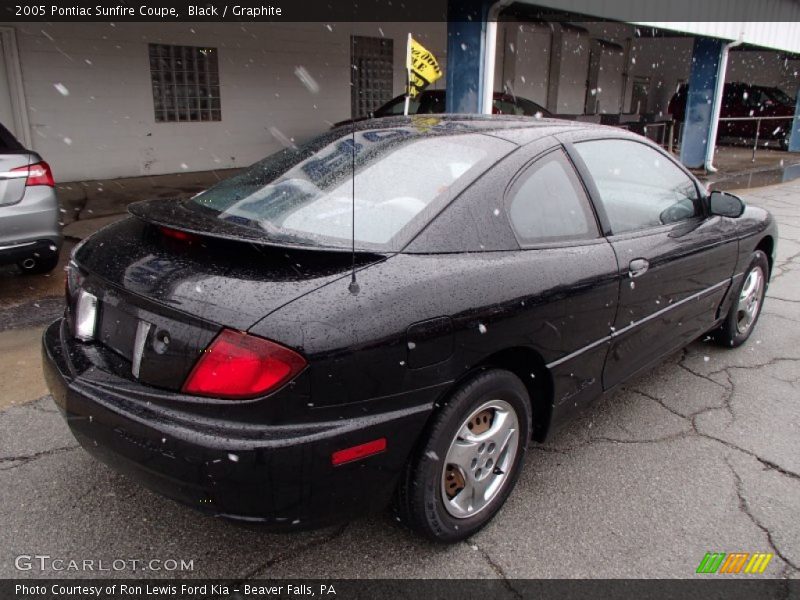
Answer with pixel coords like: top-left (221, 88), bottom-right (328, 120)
top-left (54, 83), bottom-right (70, 96)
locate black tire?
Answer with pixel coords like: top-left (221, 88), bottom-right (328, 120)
top-left (713, 250), bottom-right (769, 348)
top-left (17, 253), bottom-right (59, 275)
top-left (395, 369), bottom-right (531, 543)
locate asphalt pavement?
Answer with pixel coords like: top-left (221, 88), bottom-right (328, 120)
top-left (1, 181), bottom-right (798, 581)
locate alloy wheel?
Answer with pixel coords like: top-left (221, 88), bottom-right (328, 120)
top-left (441, 399), bottom-right (519, 519)
top-left (736, 266), bottom-right (765, 335)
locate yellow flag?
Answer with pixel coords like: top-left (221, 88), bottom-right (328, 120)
top-left (407, 36), bottom-right (442, 98)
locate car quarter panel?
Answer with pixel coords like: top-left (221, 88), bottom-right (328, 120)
top-left (251, 244), bottom-right (620, 437)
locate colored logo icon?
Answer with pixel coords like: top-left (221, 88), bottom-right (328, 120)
top-left (697, 552), bottom-right (773, 574)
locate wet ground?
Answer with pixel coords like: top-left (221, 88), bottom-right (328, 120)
top-left (0, 180), bottom-right (798, 581)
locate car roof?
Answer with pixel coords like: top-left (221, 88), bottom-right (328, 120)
top-left (332, 114), bottom-right (599, 145)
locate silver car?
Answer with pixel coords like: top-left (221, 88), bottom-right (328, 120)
top-left (0, 122), bottom-right (61, 274)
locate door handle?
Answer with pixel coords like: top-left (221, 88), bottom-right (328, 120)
top-left (629, 258), bottom-right (649, 278)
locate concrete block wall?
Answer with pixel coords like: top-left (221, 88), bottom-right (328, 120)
top-left (4, 21), bottom-right (446, 182)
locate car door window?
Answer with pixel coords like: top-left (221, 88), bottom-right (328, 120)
top-left (574, 139), bottom-right (700, 234)
top-left (375, 96), bottom-right (419, 116)
top-left (417, 92), bottom-right (445, 114)
top-left (506, 149), bottom-right (598, 244)
top-left (493, 98), bottom-right (524, 115)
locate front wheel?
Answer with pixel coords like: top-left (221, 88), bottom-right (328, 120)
top-left (714, 250), bottom-right (769, 347)
top-left (395, 369), bottom-right (531, 542)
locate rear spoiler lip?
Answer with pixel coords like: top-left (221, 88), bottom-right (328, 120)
top-left (128, 198), bottom-right (389, 256)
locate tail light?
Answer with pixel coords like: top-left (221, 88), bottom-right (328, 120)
top-left (159, 226), bottom-right (198, 243)
top-left (11, 161), bottom-right (55, 187)
top-left (182, 329), bottom-right (306, 399)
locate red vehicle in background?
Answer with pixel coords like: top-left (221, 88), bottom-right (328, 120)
top-left (669, 82), bottom-right (795, 149)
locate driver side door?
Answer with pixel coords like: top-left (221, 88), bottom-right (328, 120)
top-left (567, 137), bottom-right (739, 389)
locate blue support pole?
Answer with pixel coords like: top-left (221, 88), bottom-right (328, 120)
top-left (680, 38), bottom-right (725, 169)
top-left (788, 88), bottom-right (800, 152)
top-left (445, 0), bottom-right (489, 114)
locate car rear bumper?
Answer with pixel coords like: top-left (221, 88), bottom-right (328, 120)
top-left (0, 238), bottom-right (60, 266)
top-left (42, 318), bottom-right (433, 529)
top-left (0, 185), bottom-right (61, 264)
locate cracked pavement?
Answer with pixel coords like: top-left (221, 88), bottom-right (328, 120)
top-left (1, 181), bottom-right (799, 581)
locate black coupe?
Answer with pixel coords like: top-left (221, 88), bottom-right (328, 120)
top-left (43, 116), bottom-right (776, 542)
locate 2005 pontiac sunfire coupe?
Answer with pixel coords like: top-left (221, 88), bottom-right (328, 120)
top-left (43, 116), bottom-right (776, 542)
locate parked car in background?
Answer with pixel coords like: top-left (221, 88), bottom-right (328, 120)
top-left (44, 116), bottom-right (775, 542)
top-left (333, 90), bottom-right (551, 128)
top-left (669, 82), bottom-right (795, 149)
top-left (0, 121), bottom-right (61, 274)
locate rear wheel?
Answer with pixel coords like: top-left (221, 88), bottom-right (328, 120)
top-left (714, 250), bottom-right (768, 347)
top-left (395, 369), bottom-right (531, 542)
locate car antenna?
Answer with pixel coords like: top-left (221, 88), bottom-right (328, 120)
top-left (348, 35), bottom-right (360, 295)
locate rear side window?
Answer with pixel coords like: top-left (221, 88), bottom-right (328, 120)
top-left (0, 123), bottom-right (23, 152)
top-left (506, 149), bottom-right (597, 245)
top-left (574, 139), bottom-right (700, 235)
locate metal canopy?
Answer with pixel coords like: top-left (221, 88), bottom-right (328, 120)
top-left (512, 0), bottom-right (800, 54)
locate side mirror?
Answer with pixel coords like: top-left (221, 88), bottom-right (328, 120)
top-left (709, 190), bottom-right (745, 218)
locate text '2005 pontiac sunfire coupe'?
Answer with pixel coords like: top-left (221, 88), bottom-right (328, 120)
top-left (43, 115), bottom-right (776, 542)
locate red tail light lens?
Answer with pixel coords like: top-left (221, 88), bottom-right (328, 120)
top-left (182, 329), bottom-right (306, 399)
top-left (12, 161), bottom-right (55, 187)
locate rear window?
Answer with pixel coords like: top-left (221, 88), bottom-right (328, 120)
top-left (0, 123), bottom-right (24, 153)
top-left (191, 126), bottom-right (508, 250)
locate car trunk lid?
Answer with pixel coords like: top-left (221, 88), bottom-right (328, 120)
top-left (70, 213), bottom-right (385, 392)
top-left (0, 154), bottom-right (30, 207)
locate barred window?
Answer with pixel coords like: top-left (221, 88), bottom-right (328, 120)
top-left (350, 36), bottom-right (394, 119)
top-left (149, 44), bottom-right (221, 122)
